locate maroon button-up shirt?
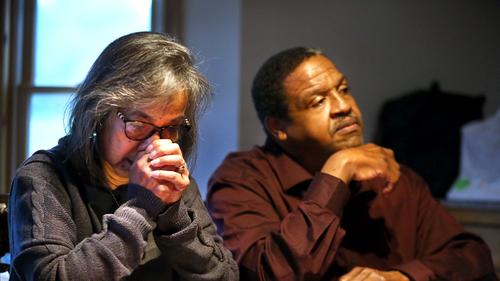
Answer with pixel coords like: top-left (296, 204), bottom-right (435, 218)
top-left (207, 138), bottom-right (496, 281)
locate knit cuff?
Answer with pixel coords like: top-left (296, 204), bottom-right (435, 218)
top-left (156, 199), bottom-right (192, 235)
top-left (128, 184), bottom-right (167, 219)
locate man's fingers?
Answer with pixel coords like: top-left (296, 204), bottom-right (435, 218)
top-left (340, 267), bottom-right (364, 281)
top-left (382, 182), bottom-right (395, 194)
top-left (381, 150), bottom-right (400, 194)
top-left (355, 268), bottom-right (373, 280)
top-left (340, 265), bottom-right (409, 281)
top-left (341, 267), bottom-right (388, 281)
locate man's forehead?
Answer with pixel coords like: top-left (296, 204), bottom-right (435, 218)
top-left (300, 55), bottom-right (336, 73)
top-left (283, 55), bottom-right (345, 94)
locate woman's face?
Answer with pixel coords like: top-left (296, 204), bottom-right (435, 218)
top-left (100, 91), bottom-right (188, 186)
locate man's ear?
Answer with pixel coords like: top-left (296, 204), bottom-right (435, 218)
top-left (265, 116), bottom-right (287, 141)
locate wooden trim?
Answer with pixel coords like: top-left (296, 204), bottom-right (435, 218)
top-left (20, 86), bottom-right (77, 93)
top-left (153, 0), bottom-right (184, 42)
top-left (166, 0), bottom-right (184, 42)
top-left (0, 0), bottom-right (10, 193)
top-left (2, 0), bottom-right (21, 194)
top-left (12, 0), bottom-right (35, 182)
top-left (152, 0), bottom-right (165, 34)
top-left (442, 200), bottom-right (500, 227)
top-left (1, 0), bottom-right (179, 193)
top-left (0, 0), bottom-right (36, 193)
top-left (0, 194), bottom-right (7, 204)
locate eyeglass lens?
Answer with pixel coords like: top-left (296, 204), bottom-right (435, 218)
top-left (125, 121), bottom-right (186, 141)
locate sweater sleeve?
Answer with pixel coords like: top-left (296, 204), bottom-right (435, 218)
top-left (153, 179), bottom-right (239, 280)
top-left (8, 161), bottom-right (156, 281)
top-left (207, 165), bottom-right (351, 281)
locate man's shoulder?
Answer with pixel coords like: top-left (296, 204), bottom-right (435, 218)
top-left (211, 145), bottom-right (275, 180)
top-left (399, 165), bottom-right (426, 184)
top-left (395, 165), bottom-right (432, 196)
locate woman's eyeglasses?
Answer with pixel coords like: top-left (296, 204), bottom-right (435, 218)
top-left (117, 112), bottom-right (191, 142)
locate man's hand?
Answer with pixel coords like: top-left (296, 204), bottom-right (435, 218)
top-left (321, 143), bottom-right (400, 193)
top-left (340, 267), bottom-right (410, 281)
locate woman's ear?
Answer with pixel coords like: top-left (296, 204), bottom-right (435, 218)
top-left (265, 116), bottom-right (287, 141)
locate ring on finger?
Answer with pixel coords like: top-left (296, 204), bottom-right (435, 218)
top-left (177, 163), bottom-right (186, 174)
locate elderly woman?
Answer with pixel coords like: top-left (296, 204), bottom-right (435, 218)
top-left (8, 32), bottom-right (238, 280)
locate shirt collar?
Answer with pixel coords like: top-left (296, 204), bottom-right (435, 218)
top-left (262, 137), bottom-right (314, 191)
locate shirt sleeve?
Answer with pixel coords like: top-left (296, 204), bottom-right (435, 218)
top-left (391, 168), bottom-right (497, 281)
top-left (152, 179), bottom-right (239, 281)
top-left (208, 167), bottom-right (351, 280)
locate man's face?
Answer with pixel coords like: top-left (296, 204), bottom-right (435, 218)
top-left (279, 55), bottom-right (364, 163)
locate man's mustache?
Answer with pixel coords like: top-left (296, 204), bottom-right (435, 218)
top-left (330, 114), bottom-right (361, 133)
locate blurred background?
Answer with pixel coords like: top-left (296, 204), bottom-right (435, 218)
top-left (1, 0), bottom-right (500, 275)
top-left (1, 0), bottom-right (499, 198)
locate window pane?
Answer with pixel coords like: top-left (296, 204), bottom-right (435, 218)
top-left (27, 93), bottom-right (73, 156)
top-left (35, 0), bottom-right (152, 86)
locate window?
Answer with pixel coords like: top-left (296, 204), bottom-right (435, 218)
top-left (28, 0), bottom-right (152, 156)
top-left (1, 0), bottom-right (179, 192)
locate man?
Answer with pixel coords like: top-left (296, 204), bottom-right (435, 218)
top-left (207, 47), bottom-right (497, 280)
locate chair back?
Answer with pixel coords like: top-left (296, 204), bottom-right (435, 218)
top-left (0, 193), bottom-right (9, 272)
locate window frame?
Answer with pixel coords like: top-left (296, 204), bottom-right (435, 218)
top-left (0, 0), bottom-right (183, 193)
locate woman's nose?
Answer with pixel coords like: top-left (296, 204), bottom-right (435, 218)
top-left (150, 131), bottom-right (161, 141)
top-left (136, 133), bottom-right (160, 152)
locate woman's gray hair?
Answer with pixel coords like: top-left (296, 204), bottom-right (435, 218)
top-left (67, 32), bottom-right (211, 187)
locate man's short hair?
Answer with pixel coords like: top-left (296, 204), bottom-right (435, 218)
top-left (251, 47), bottom-right (322, 125)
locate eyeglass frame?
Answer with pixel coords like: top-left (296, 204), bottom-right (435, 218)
top-left (116, 111), bottom-right (191, 142)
